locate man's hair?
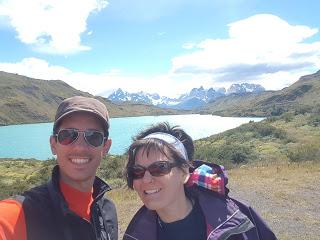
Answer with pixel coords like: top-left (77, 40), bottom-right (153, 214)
top-left (125, 122), bottom-right (194, 189)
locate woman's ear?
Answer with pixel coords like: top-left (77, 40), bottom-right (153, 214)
top-left (182, 167), bottom-right (190, 184)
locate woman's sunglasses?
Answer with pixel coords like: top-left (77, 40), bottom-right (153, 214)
top-left (129, 161), bottom-right (178, 180)
top-left (55, 128), bottom-right (105, 147)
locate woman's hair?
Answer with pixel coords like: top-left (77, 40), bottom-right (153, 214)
top-left (125, 122), bottom-right (194, 189)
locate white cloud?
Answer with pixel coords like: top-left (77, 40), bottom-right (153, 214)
top-left (174, 14), bottom-right (320, 90)
top-left (0, 0), bottom-right (108, 54)
top-left (0, 57), bottom-right (187, 97)
top-left (0, 14), bottom-right (319, 98)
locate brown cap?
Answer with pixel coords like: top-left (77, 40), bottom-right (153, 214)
top-left (53, 96), bottom-right (109, 135)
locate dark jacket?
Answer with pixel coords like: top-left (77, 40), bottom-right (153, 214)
top-left (123, 161), bottom-right (276, 240)
top-left (15, 165), bottom-right (118, 240)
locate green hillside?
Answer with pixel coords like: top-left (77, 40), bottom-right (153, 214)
top-left (0, 71), bottom-right (184, 126)
top-left (199, 70), bottom-right (320, 117)
top-left (194, 112), bottom-right (320, 168)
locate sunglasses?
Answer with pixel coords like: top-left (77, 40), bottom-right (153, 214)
top-left (55, 128), bottom-right (106, 147)
top-left (129, 161), bottom-right (178, 180)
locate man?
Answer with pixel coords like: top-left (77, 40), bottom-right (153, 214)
top-left (0, 96), bottom-right (118, 240)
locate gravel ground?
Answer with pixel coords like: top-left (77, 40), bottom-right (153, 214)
top-left (228, 162), bottom-right (320, 240)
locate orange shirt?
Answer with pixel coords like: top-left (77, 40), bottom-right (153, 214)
top-left (0, 181), bottom-right (93, 240)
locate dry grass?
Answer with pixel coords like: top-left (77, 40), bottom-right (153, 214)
top-left (106, 188), bottom-right (141, 238)
top-left (107, 162), bottom-right (320, 240)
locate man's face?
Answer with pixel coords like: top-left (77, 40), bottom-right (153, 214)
top-left (50, 112), bottom-right (111, 190)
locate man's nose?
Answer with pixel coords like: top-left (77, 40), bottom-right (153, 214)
top-left (73, 132), bottom-right (89, 147)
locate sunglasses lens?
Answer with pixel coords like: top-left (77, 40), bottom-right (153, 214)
top-left (149, 161), bottom-right (171, 176)
top-left (85, 131), bottom-right (104, 147)
top-left (131, 161), bottom-right (173, 180)
top-left (131, 166), bottom-right (146, 179)
top-left (57, 129), bottom-right (78, 145)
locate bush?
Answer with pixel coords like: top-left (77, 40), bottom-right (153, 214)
top-left (286, 144), bottom-right (320, 162)
top-left (308, 114), bottom-right (320, 127)
top-left (281, 112), bottom-right (294, 123)
top-left (98, 155), bottom-right (127, 180)
top-left (194, 141), bottom-right (252, 167)
top-left (218, 143), bottom-right (251, 164)
top-left (265, 116), bottom-right (278, 123)
top-left (238, 122), bottom-right (287, 140)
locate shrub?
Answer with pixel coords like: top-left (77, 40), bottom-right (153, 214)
top-left (98, 155), bottom-right (127, 180)
top-left (265, 116), bottom-right (278, 123)
top-left (286, 144), bottom-right (320, 162)
top-left (218, 143), bottom-right (252, 164)
top-left (281, 112), bottom-right (294, 123)
top-left (308, 115), bottom-right (320, 127)
top-left (194, 141), bottom-right (252, 167)
top-left (238, 122), bottom-right (287, 140)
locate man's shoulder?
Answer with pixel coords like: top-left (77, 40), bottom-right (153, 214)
top-left (20, 183), bottom-right (50, 203)
top-left (0, 198), bottom-right (27, 240)
top-left (0, 198), bottom-right (23, 213)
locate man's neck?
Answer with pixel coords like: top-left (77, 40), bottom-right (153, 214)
top-left (59, 175), bottom-right (95, 192)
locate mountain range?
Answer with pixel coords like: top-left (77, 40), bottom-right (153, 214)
top-left (199, 70), bottom-right (320, 116)
top-left (107, 83), bottom-right (265, 110)
top-left (0, 69), bottom-right (319, 126)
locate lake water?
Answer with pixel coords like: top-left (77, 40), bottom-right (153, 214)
top-left (0, 114), bottom-right (263, 160)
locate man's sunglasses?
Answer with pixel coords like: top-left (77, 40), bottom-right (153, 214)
top-left (129, 161), bottom-right (178, 180)
top-left (55, 129), bottom-right (106, 147)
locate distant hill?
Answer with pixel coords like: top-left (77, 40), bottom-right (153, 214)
top-left (0, 71), bottom-right (185, 126)
top-left (199, 70), bottom-right (320, 116)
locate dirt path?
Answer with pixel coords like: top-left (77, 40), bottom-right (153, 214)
top-left (228, 162), bottom-right (320, 240)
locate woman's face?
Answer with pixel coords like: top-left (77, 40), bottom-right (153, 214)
top-left (132, 148), bottom-right (189, 216)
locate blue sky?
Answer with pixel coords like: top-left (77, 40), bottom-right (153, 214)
top-left (0, 0), bottom-right (319, 97)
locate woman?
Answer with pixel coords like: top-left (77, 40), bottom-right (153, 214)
top-left (123, 122), bottom-right (276, 240)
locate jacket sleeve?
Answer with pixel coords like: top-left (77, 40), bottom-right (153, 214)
top-left (0, 199), bottom-right (27, 240)
top-left (246, 206), bottom-right (277, 240)
top-left (231, 198), bottom-right (277, 240)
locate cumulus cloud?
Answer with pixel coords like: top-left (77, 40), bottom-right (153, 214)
top-left (0, 14), bottom-right (319, 98)
top-left (172, 14), bottom-right (320, 90)
top-left (0, 57), bottom-right (187, 97)
top-left (0, 0), bottom-right (108, 54)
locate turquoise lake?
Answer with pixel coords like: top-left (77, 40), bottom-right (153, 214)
top-left (0, 114), bottom-right (263, 160)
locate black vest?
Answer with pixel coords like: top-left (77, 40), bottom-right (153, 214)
top-left (15, 166), bottom-right (118, 240)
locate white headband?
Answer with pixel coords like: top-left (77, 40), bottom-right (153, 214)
top-left (142, 132), bottom-right (188, 160)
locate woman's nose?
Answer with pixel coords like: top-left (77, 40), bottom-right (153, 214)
top-left (141, 170), bottom-right (153, 183)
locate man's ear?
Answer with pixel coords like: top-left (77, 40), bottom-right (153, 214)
top-left (50, 135), bottom-right (57, 155)
top-left (102, 138), bottom-right (112, 156)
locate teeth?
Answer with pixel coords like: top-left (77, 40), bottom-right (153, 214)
top-left (71, 158), bottom-right (89, 164)
top-left (144, 189), bottom-right (160, 194)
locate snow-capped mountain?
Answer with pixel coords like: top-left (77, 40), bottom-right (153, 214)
top-left (106, 84), bottom-right (265, 110)
top-left (227, 83), bottom-right (265, 94)
top-left (108, 88), bottom-right (179, 106)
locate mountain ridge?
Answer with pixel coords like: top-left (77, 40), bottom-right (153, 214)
top-left (0, 71), bottom-right (185, 126)
top-left (199, 70), bottom-right (320, 116)
top-left (107, 83), bottom-right (265, 110)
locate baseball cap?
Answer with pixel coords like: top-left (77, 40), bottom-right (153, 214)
top-left (53, 96), bottom-right (110, 136)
